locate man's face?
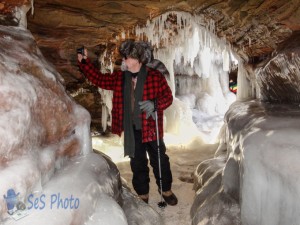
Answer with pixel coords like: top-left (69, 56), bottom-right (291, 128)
top-left (123, 57), bottom-right (140, 72)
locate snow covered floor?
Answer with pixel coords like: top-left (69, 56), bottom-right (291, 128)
top-left (93, 133), bottom-right (218, 225)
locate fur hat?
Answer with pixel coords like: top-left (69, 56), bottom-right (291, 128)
top-left (119, 40), bottom-right (153, 64)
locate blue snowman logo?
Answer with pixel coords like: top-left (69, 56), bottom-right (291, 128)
top-left (3, 189), bottom-right (20, 215)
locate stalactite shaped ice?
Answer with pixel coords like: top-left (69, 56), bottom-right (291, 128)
top-left (13, 0), bottom-right (34, 29)
top-left (98, 50), bottom-right (114, 132)
top-left (136, 11), bottom-right (238, 79)
top-left (222, 48), bottom-right (230, 72)
top-left (98, 88), bottom-right (113, 132)
top-left (236, 61), bottom-right (252, 101)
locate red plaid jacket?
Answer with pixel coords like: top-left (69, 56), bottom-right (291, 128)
top-left (78, 58), bottom-right (173, 143)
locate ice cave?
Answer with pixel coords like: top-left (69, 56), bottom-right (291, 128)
top-left (1, 1), bottom-right (300, 225)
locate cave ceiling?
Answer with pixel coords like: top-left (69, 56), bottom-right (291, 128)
top-left (1, 0), bottom-right (299, 84)
top-left (20, 0), bottom-right (300, 83)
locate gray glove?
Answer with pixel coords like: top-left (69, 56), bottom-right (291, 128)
top-left (139, 100), bottom-right (155, 120)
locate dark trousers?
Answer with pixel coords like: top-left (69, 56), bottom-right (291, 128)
top-left (130, 128), bottom-right (173, 195)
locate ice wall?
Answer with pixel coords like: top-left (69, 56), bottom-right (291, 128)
top-left (0, 24), bottom-right (92, 222)
top-left (225, 101), bottom-right (300, 225)
top-left (192, 100), bottom-right (300, 225)
top-left (0, 24), bottom-right (162, 225)
top-left (190, 138), bottom-right (241, 225)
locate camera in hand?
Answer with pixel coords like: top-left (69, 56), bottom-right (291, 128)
top-left (77, 46), bottom-right (86, 64)
top-left (77, 46), bottom-right (85, 55)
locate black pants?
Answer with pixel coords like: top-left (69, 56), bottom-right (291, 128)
top-left (130, 128), bottom-right (173, 195)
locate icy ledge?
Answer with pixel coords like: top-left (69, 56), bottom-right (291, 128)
top-left (2, 152), bottom-right (126, 224)
top-left (2, 151), bottom-right (162, 225)
top-left (192, 100), bottom-right (300, 225)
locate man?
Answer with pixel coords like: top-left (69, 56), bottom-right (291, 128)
top-left (77, 40), bottom-right (177, 205)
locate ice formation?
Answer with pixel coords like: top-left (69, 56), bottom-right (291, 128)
top-left (98, 49), bottom-right (113, 132)
top-left (135, 11), bottom-right (238, 143)
top-left (13, 0), bottom-right (34, 28)
top-left (0, 25), bottom-right (161, 224)
top-left (191, 100), bottom-right (300, 224)
top-left (226, 101), bottom-right (300, 224)
top-left (0, 24), bottom-right (91, 223)
top-left (3, 153), bottom-right (126, 225)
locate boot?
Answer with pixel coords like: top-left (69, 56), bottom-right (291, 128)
top-left (159, 190), bottom-right (178, 206)
top-left (138, 194), bottom-right (149, 204)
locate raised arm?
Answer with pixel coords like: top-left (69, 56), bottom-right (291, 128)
top-left (77, 49), bottom-right (121, 90)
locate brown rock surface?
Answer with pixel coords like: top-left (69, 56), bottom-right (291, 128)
top-left (0, 25), bottom-right (79, 162)
top-left (24, 0), bottom-right (299, 75)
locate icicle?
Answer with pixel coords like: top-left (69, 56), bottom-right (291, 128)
top-left (31, 0), bottom-right (34, 15)
top-left (15, 2), bottom-right (33, 29)
top-left (237, 61), bottom-right (251, 100)
top-left (121, 31), bottom-right (125, 39)
top-left (177, 13), bottom-right (181, 29)
top-left (134, 10), bottom-right (238, 79)
top-left (222, 49), bottom-right (230, 72)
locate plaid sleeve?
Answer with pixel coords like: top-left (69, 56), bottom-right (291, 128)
top-left (78, 58), bottom-right (120, 90)
top-left (155, 71), bottom-right (173, 111)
